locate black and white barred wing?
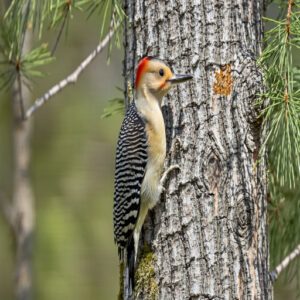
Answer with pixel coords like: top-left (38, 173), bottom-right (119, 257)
top-left (113, 104), bottom-right (148, 258)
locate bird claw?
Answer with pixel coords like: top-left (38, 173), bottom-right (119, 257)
top-left (160, 164), bottom-right (180, 187)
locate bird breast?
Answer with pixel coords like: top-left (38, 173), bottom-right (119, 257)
top-left (141, 107), bottom-right (166, 209)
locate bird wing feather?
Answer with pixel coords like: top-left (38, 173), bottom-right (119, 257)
top-left (113, 102), bottom-right (148, 260)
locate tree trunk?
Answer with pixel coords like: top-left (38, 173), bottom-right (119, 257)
top-left (11, 29), bottom-right (35, 300)
top-left (124, 0), bottom-right (270, 299)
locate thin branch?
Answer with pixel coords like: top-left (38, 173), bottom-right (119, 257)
top-left (285, 0), bottom-right (294, 39)
top-left (12, 29), bottom-right (35, 300)
top-left (51, 5), bottom-right (69, 55)
top-left (270, 243), bottom-right (300, 283)
top-left (17, 71), bottom-right (25, 120)
top-left (283, 0), bottom-right (293, 107)
top-left (25, 24), bottom-right (118, 119)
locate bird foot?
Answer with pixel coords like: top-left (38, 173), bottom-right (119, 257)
top-left (160, 164), bottom-right (180, 189)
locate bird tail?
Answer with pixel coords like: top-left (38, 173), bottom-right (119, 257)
top-left (124, 237), bottom-right (135, 300)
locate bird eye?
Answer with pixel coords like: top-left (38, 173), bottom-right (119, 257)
top-left (159, 69), bottom-right (164, 77)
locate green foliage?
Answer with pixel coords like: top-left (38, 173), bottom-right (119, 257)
top-left (21, 43), bottom-right (54, 78)
top-left (268, 176), bottom-right (300, 274)
top-left (260, 0), bottom-right (300, 278)
top-left (101, 86), bottom-right (128, 118)
top-left (101, 97), bottom-right (124, 119)
top-left (0, 0), bottom-right (124, 91)
top-left (86, 0), bottom-right (125, 34)
top-left (86, 0), bottom-right (125, 61)
top-left (259, 1), bottom-right (300, 188)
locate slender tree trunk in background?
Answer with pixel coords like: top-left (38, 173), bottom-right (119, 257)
top-left (11, 30), bottom-right (35, 300)
top-left (124, 0), bottom-right (270, 299)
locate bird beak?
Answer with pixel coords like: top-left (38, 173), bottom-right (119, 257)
top-left (168, 74), bottom-right (193, 84)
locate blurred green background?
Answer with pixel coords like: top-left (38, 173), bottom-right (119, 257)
top-left (0, 4), bottom-right (299, 300)
top-left (0, 11), bottom-right (122, 300)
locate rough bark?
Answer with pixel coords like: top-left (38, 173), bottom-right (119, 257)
top-left (11, 30), bottom-right (35, 300)
top-left (124, 0), bottom-right (270, 299)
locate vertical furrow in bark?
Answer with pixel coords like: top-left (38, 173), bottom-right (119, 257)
top-left (123, 0), bottom-right (269, 299)
top-left (123, 0), bottom-right (136, 107)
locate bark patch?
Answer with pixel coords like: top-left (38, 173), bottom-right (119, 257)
top-left (213, 64), bottom-right (233, 96)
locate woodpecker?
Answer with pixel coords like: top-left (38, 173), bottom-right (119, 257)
top-left (113, 56), bottom-right (192, 298)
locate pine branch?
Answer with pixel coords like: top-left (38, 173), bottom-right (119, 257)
top-left (270, 243), bottom-right (300, 283)
top-left (259, 0), bottom-right (300, 188)
top-left (17, 71), bottom-right (25, 121)
top-left (285, 0), bottom-right (293, 39)
top-left (51, 5), bottom-right (69, 55)
top-left (25, 22), bottom-right (118, 119)
top-left (283, 0), bottom-right (293, 105)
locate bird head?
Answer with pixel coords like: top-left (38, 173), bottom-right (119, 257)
top-left (135, 56), bottom-right (193, 100)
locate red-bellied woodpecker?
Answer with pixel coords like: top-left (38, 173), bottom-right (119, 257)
top-left (113, 56), bottom-right (193, 299)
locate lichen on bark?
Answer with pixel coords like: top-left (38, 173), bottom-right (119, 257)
top-left (135, 245), bottom-right (158, 300)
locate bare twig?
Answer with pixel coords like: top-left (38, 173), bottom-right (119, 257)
top-left (270, 243), bottom-right (300, 283)
top-left (25, 24), bottom-right (118, 119)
